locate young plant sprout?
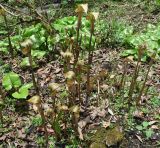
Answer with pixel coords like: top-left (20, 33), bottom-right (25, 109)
top-left (136, 52), bottom-right (156, 106)
top-left (119, 59), bottom-right (128, 91)
top-left (128, 45), bottom-right (146, 106)
top-left (70, 105), bottom-right (80, 135)
top-left (61, 50), bottom-right (73, 72)
top-left (75, 4), bottom-right (88, 64)
top-left (28, 95), bottom-right (48, 146)
top-left (21, 39), bottom-right (39, 95)
top-left (76, 60), bottom-right (85, 104)
top-left (0, 8), bottom-right (14, 59)
top-left (86, 12), bottom-right (99, 105)
top-left (64, 71), bottom-right (76, 106)
top-left (48, 82), bottom-right (61, 109)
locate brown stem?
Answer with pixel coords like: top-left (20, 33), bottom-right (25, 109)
top-left (128, 56), bottom-right (141, 106)
top-left (28, 52), bottom-right (39, 95)
top-left (37, 104), bottom-right (48, 147)
top-left (136, 59), bottom-right (153, 105)
top-left (120, 61), bottom-right (127, 91)
top-left (73, 15), bottom-right (81, 69)
top-left (86, 32), bottom-right (93, 106)
top-left (0, 86), bottom-right (4, 100)
top-left (0, 111), bottom-right (3, 124)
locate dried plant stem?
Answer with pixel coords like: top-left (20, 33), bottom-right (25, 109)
top-left (28, 52), bottom-right (39, 95)
top-left (136, 59), bottom-right (153, 105)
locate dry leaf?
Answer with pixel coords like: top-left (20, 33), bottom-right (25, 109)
top-left (108, 108), bottom-right (114, 116)
top-left (133, 110), bottom-right (144, 119)
top-left (110, 75), bottom-right (115, 79)
top-left (90, 108), bottom-right (106, 119)
top-left (28, 95), bottom-right (41, 105)
top-left (32, 104), bottom-right (38, 112)
top-left (78, 116), bottom-right (90, 140)
top-left (148, 120), bottom-right (158, 125)
top-left (151, 125), bottom-right (159, 130)
top-left (102, 121), bottom-right (110, 128)
top-left (136, 135), bottom-right (143, 142)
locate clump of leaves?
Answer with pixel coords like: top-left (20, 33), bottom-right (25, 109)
top-left (2, 71), bottom-right (33, 99)
top-left (96, 19), bottom-right (133, 48)
top-left (121, 24), bottom-right (160, 61)
top-left (136, 121), bottom-right (154, 139)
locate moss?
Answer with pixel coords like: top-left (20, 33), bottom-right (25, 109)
top-left (90, 125), bottom-right (124, 147)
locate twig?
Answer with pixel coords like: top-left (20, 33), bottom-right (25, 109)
top-left (0, 4), bottom-right (19, 17)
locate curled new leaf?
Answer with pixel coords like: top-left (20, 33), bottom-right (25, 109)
top-left (48, 83), bottom-right (61, 95)
top-left (58, 105), bottom-right (69, 111)
top-left (75, 4), bottom-right (88, 14)
top-left (70, 105), bottom-right (80, 113)
top-left (77, 60), bottom-right (84, 66)
top-left (61, 51), bottom-right (73, 59)
top-left (64, 71), bottom-right (75, 80)
top-left (86, 12), bottom-right (99, 22)
top-left (28, 95), bottom-right (41, 105)
top-left (21, 39), bottom-right (33, 55)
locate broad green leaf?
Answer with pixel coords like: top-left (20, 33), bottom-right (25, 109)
top-left (12, 83), bottom-right (33, 99)
top-left (136, 125), bottom-right (143, 130)
top-left (23, 24), bottom-right (41, 37)
top-left (20, 57), bottom-right (37, 68)
top-left (120, 49), bottom-right (136, 57)
top-left (31, 50), bottom-right (46, 59)
top-left (145, 129), bottom-right (154, 139)
top-left (142, 121), bottom-right (149, 128)
top-left (0, 47), bottom-right (8, 54)
top-left (2, 72), bottom-right (21, 90)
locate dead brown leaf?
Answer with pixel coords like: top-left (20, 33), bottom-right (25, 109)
top-left (78, 116), bottom-right (90, 140)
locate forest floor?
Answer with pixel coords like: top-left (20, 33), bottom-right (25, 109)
top-left (0, 0), bottom-right (160, 148)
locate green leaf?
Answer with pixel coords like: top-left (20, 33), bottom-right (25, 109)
top-left (120, 49), bottom-right (136, 57)
top-left (2, 72), bottom-right (21, 90)
top-left (12, 83), bottom-right (33, 99)
top-left (142, 121), bottom-right (149, 128)
top-left (31, 50), bottom-right (46, 59)
top-left (145, 129), bottom-right (154, 139)
top-left (23, 24), bottom-right (40, 37)
top-left (20, 57), bottom-right (37, 68)
top-left (136, 125), bottom-right (143, 130)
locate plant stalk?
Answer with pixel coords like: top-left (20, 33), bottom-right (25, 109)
top-left (37, 104), bottom-right (48, 147)
top-left (128, 55), bottom-right (141, 106)
top-left (86, 32), bottom-right (93, 106)
top-left (3, 14), bottom-right (13, 59)
top-left (28, 51), bottom-right (39, 95)
top-left (136, 59), bottom-right (153, 105)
